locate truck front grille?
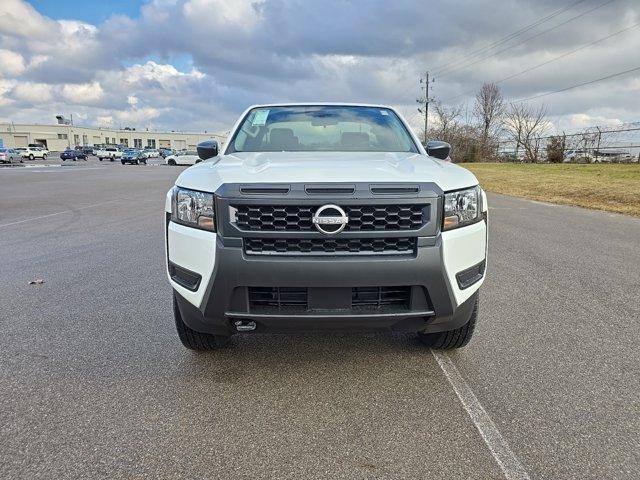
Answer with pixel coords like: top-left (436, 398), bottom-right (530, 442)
top-left (233, 204), bottom-right (427, 232)
top-left (244, 237), bottom-right (416, 255)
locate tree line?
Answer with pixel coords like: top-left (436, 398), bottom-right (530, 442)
top-left (426, 83), bottom-right (551, 162)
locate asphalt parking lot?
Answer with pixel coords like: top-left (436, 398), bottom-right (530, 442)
top-left (1, 162), bottom-right (638, 479)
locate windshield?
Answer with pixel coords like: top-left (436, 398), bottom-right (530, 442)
top-left (228, 105), bottom-right (418, 153)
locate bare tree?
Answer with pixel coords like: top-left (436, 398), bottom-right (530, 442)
top-left (432, 103), bottom-right (462, 141)
top-left (503, 103), bottom-right (549, 162)
top-left (474, 83), bottom-right (505, 143)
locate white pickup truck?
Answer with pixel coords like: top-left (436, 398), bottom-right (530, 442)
top-left (96, 147), bottom-right (122, 161)
top-left (165, 103), bottom-right (488, 351)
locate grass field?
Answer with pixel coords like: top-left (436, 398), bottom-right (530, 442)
top-left (460, 163), bottom-right (640, 217)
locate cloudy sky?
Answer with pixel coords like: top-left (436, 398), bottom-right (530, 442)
top-left (0, 0), bottom-right (638, 134)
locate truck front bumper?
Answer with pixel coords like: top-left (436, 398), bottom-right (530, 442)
top-left (167, 218), bottom-right (486, 337)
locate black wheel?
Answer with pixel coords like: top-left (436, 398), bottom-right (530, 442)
top-left (134, 159), bottom-right (139, 165)
top-left (110, 158), bottom-right (114, 162)
top-left (168, 159), bottom-right (176, 166)
top-left (121, 160), bottom-right (126, 165)
top-left (29, 154), bottom-right (34, 160)
top-left (43, 154), bottom-right (47, 160)
top-left (173, 295), bottom-right (230, 350)
top-left (99, 158), bottom-right (103, 161)
top-left (73, 158), bottom-right (77, 161)
top-left (418, 295), bottom-right (479, 349)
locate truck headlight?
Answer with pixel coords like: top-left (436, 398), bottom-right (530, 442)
top-left (443, 186), bottom-right (481, 231)
top-left (171, 187), bottom-right (215, 231)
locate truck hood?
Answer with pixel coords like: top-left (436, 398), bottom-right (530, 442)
top-left (175, 151), bottom-right (479, 193)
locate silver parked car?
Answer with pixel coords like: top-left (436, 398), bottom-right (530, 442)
top-left (0, 147), bottom-right (23, 164)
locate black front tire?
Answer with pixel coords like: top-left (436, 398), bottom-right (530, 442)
top-left (168, 159), bottom-right (176, 166)
top-left (173, 296), bottom-right (230, 350)
top-left (418, 295), bottom-right (479, 349)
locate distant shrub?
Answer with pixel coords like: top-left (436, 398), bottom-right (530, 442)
top-left (547, 136), bottom-right (565, 163)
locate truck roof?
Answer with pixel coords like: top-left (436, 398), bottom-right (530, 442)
top-left (245, 102), bottom-right (395, 110)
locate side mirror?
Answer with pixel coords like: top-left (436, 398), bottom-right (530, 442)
top-left (197, 140), bottom-right (218, 160)
top-left (426, 140), bottom-right (451, 160)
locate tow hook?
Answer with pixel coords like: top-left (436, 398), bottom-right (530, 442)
top-left (234, 320), bottom-right (256, 332)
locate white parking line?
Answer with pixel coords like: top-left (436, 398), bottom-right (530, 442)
top-left (22, 167), bottom-right (106, 173)
top-left (431, 350), bottom-right (531, 480)
top-left (0, 200), bottom-right (121, 228)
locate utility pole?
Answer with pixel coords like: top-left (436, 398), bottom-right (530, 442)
top-left (417, 71), bottom-right (434, 145)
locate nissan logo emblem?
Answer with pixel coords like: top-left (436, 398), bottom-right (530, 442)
top-left (312, 204), bottom-right (349, 235)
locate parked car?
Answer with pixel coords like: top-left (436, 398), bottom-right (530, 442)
top-left (166, 103), bottom-right (488, 351)
top-left (142, 148), bottom-right (159, 158)
top-left (96, 146), bottom-right (122, 161)
top-left (593, 150), bottom-right (634, 163)
top-left (60, 149), bottom-right (87, 161)
top-left (28, 144), bottom-right (49, 154)
top-left (16, 146), bottom-right (47, 160)
top-left (0, 147), bottom-right (23, 164)
top-left (121, 150), bottom-right (147, 165)
top-left (159, 148), bottom-right (173, 158)
top-left (79, 146), bottom-right (95, 156)
top-left (165, 150), bottom-right (200, 166)
top-left (563, 149), bottom-right (593, 163)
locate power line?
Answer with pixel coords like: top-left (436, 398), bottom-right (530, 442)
top-left (435, 0), bottom-right (617, 79)
top-left (432, 0), bottom-right (586, 74)
top-left (441, 20), bottom-right (640, 103)
top-left (511, 65), bottom-right (640, 103)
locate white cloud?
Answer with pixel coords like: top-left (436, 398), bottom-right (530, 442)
top-left (0, 78), bottom-right (17, 108)
top-left (114, 106), bottom-right (163, 124)
top-left (61, 82), bottom-right (104, 104)
top-left (567, 114), bottom-right (624, 129)
top-left (122, 61), bottom-right (205, 87)
top-left (12, 82), bottom-right (53, 102)
top-left (0, 49), bottom-right (26, 76)
top-left (183, 0), bottom-right (260, 29)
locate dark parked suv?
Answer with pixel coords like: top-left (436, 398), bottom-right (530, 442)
top-left (60, 149), bottom-right (87, 161)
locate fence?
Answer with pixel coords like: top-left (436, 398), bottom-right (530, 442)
top-left (496, 123), bottom-right (640, 163)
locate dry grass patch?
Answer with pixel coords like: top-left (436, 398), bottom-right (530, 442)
top-left (460, 163), bottom-right (640, 217)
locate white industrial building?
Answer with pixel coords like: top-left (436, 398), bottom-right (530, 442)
top-left (0, 121), bottom-right (226, 152)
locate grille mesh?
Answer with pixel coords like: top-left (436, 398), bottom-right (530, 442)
top-left (248, 287), bottom-right (307, 308)
top-left (244, 237), bottom-right (415, 255)
top-left (247, 286), bottom-right (412, 310)
top-left (234, 204), bottom-right (426, 231)
top-left (352, 286), bottom-right (411, 308)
